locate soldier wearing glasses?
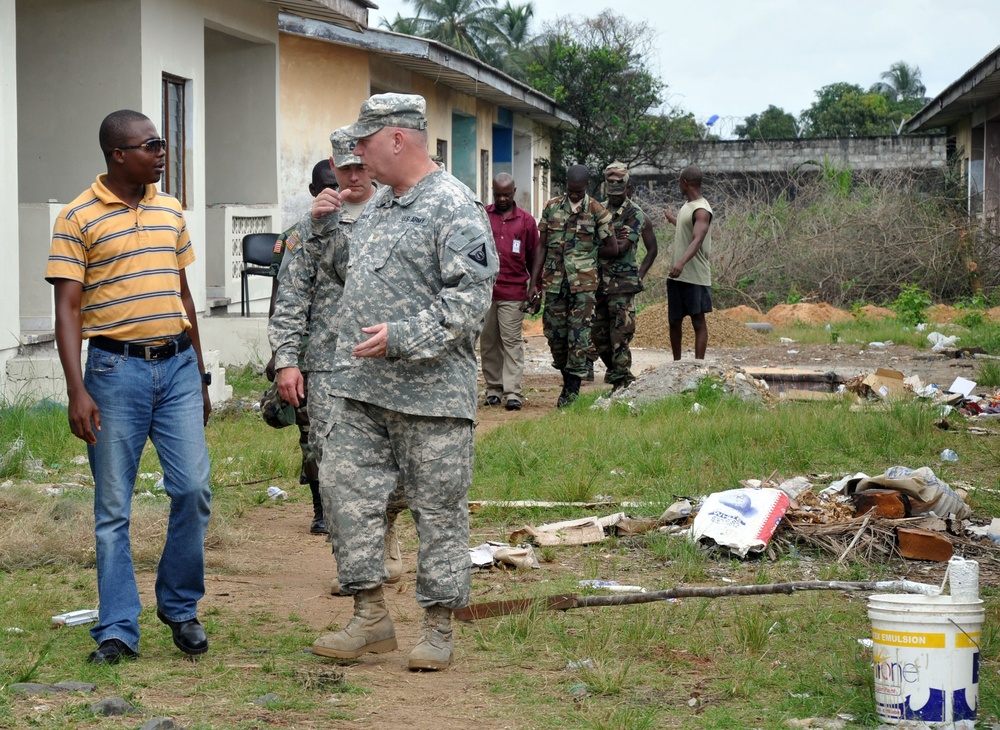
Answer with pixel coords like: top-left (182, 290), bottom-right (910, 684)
top-left (46, 109), bottom-right (212, 666)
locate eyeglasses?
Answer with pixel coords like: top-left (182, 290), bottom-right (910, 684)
top-left (118, 138), bottom-right (167, 153)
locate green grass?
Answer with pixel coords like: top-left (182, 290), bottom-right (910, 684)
top-left (2, 362), bottom-right (1000, 728)
top-left (768, 313), bottom-right (1000, 355)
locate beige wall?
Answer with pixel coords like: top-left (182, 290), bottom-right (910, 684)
top-left (140, 0), bottom-right (280, 302)
top-left (278, 32), bottom-right (557, 219)
top-left (16, 0), bottom-right (142, 204)
top-left (279, 34), bottom-right (371, 226)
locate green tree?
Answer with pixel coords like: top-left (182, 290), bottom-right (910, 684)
top-left (378, 13), bottom-right (423, 35)
top-left (525, 12), bottom-right (699, 187)
top-left (871, 60), bottom-right (927, 102)
top-left (735, 105), bottom-right (798, 139)
top-left (402, 0), bottom-right (502, 60)
top-left (485, 1), bottom-right (537, 76)
top-left (799, 83), bottom-right (901, 137)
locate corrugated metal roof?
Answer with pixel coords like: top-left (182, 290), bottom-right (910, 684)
top-left (279, 13), bottom-right (576, 129)
top-left (907, 45), bottom-right (1000, 132)
top-left (267, 0), bottom-right (374, 31)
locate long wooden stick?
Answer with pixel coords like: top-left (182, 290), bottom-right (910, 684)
top-left (455, 579), bottom-right (938, 621)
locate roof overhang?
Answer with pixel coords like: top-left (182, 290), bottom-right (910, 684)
top-left (267, 0), bottom-right (374, 31)
top-left (279, 13), bottom-right (577, 129)
top-left (907, 45), bottom-right (1000, 132)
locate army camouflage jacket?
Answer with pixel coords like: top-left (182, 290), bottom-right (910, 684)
top-left (328, 167), bottom-right (498, 421)
top-left (598, 197), bottom-right (646, 295)
top-left (267, 211), bottom-right (350, 373)
top-left (538, 193), bottom-right (613, 294)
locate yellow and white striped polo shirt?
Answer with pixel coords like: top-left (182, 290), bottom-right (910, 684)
top-left (46, 175), bottom-right (194, 344)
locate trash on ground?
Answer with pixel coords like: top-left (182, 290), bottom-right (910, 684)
top-left (859, 368), bottom-right (905, 400)
top-left (660, 499), bottom-right (693, 523)
top-left (613, 516), bottom-right (661, 535)
top-left (469, 542), bottom-right (539, 570)
top-left (940, 448), bottom-right (959, 462)
top-left (690, 488), bottom-right (790, 557)
top-left (509, 512), bottom-right (625, 546)
top-left (578, 580), bottom-right (645, 593)
top-left (266, 486), bottom-right (288, 500)
top-left (52, 609), bottom-right (99, 627)
top-left (468, 498), bottom-right (645, 512)
top-left (948, 376), bottom-right (976, 397)
top-left (847, 466), bottom-right (971, 520)
top-left (927, 331), bottom-right (959, 350)
top-left (565, 658), bottom-right (594, 671)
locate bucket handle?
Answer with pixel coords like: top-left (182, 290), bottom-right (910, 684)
top-left (948, 618), bottom-right (981, 650)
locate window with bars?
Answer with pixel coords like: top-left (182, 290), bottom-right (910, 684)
top-left (162, 75), bottom-right (187, 207)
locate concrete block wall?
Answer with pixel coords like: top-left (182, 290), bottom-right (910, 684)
top-left (633, 135), bottom-right (948, 177)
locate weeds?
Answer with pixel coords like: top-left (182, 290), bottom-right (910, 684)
top-left (978, 360), bottom-right (1000, 388)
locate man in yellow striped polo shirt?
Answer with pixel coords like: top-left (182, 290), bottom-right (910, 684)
top-left (46, 109), bottom-right (212, 666)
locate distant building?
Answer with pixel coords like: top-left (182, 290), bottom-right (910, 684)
top-left (907, 45), bottom-right (1000, 218)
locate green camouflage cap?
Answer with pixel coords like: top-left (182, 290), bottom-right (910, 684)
top-left (604, 161), bottom-right (629, 193)
top-left (330, 127), bottom-right (362, 168)
top-left (344, 93), bottom-right (428, 139)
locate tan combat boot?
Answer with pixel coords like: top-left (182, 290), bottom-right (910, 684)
top-left (408, 605), bottom-right (454, 671)
top-left (384, 515), bottom-right (403, 584)
top-left (313, 587), bottom-right (397, 659)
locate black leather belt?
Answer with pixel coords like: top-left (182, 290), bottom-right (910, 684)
top-left (89, 333), bottom-right (192, 361)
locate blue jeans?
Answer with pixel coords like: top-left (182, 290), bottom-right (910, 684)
top-left (84, 344), bottom-right (211, 652)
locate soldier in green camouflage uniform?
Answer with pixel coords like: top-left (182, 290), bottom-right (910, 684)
top-left (266, 160), bottom-right (337, 534)
top-left (309, 94), bottom-right (498, 672)
top-left (269, 134), bottom-right (406, 590)
top-left (593, 162), bottom-right (656, 390)
top-left (527, 164), bottom-right (615, 407)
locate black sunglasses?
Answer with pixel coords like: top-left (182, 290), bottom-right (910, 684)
top-left (118, 138), bottom-right (167, 153)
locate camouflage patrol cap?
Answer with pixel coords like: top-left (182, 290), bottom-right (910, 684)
top-left (330, 127), bottom-right (362, 168)
top-left (344, 93), bottom-right (428, 139)
top-left (604, 162), bottom-right (629, 194)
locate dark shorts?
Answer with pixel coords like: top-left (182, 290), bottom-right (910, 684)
top-left (667, 279), bottom-right (713, 322)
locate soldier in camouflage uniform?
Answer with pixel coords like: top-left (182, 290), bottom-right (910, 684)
top-left (592, 162), bottom-right (658, 391)
top-left (309, 94), bottom-right (497, 672)
top-left (527, 164), bottom-right (615, 407)
top-left (268, 134), bottom-right (406, 591)
top-left (265, 160), bottom-right (337, 534)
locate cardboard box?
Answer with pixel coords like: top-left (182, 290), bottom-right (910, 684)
top-left (862, 368), bottom-right (905, 399)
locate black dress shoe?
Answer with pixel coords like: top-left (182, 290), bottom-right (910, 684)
top-left (87, 638), bottom-right (138, 665)
top-left (484, 395), bottom-right (501, 406)
top-left (310, 516), bottom-right (329, 535)
top-left (157, 610), bottom-right (208, 655)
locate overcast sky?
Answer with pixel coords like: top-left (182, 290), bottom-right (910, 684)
top-left (368, 0), bottom-right (1000, 137)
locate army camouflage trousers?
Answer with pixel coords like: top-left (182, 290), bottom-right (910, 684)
top-left (542, 283), bottom-right (595, 378)
top-left (591, 292), bottom-right (637, 386)
top-left (322, 397), bottom-right (473, 609)
top-left (309, 373), bottom-right (407, 551)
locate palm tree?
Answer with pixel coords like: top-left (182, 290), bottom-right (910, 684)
top-left (404, 0), bottom-right (501, 60)
top-left (871, 61), bottom-right (927, 102)
top-left (486, 2), bottom-right (535, 75)
top-left (379, 13), bottom-right (423, 35)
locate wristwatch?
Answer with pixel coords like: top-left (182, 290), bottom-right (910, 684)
top-left (201, 372), bottom-right (212, 386)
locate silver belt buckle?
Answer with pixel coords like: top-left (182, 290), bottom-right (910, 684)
top-left (144, 345), bottom-right (155, 361)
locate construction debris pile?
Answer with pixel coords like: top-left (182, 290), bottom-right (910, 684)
top-left (495, 465), bottom-right (999, 572)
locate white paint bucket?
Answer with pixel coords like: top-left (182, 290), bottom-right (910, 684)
top-left (868, 593), bottom-right (984, 727)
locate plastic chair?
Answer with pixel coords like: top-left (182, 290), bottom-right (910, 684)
top-left (241, 233), bottom-right (280, 316)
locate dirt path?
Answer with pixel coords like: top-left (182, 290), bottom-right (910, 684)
top-left (203, 508), bottom-right (504, 730)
